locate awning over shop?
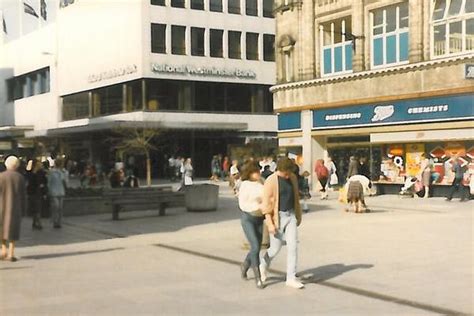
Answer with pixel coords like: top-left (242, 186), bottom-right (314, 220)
top-left (370, 128), bottom-right (474, 144)
top-left (0, 126), bottom-right (34, 138)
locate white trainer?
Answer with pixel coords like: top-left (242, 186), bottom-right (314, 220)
top-left (259, 263), bottom-right (267, 282)
top-left (285, 279), bottom-right (305, 289)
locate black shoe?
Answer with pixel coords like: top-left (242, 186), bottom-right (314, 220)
top-left (240, 260), bottom-right (250, 280)
top-left (251, 266), bottom-right (265, 289)
top-left (445, 198), bottom-right (452, 202)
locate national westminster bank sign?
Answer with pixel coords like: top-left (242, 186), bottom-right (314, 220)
top-left (151, 63), bottom-right (257, 79)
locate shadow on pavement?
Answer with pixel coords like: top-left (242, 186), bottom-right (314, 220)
top-left (21, 247), bottom-right (125, 260)
top-left (300, 263), bottom-right (374, 283)
top-left (0, 266), bottom-right (33, 271)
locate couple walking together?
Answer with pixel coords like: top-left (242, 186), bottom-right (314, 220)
top-left (238, 158), bottom-right (304, 289)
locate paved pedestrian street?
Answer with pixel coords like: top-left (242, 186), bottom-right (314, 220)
top-left (0, 185), bottom-right (472, 316)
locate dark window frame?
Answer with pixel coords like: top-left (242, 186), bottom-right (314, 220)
top-left (151, 23), bottom-right (167, 54)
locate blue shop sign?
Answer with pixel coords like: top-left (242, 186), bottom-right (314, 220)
top-left (312, 94), bottom-right (474, 130)
top-left (278, 112), bottom-right (301, 131)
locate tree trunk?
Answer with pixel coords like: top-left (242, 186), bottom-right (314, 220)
top-left (146, 153), bottom-right (152, 187)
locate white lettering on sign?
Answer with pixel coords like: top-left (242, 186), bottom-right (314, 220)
top-left (151, 63), bottom-right (257, 79)
top-left (88, 65), bottom-right (138, 83)
top-left (325, 113), bottom-right (362, 121)
top-left (372, 105), bottom-right (394, 122)
top-left (407, 104), bottom-right (449, 114)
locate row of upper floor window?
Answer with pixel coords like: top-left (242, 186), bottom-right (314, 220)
top-left (151, 24), bottom-right (276, 61)
top-left (151, 0), bottom-right (274, 18)
top-left (62, 79), bottom-right (273, 121)
top-left (280, 0), bottom-right (474, 81)
top-left (7, 68), bottom-right (50, 101)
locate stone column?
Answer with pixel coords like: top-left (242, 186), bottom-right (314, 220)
top-left (352, 0), bottom-right (365, 72)
top-left (301, 110), bottom-right (327, 193)
top-left (299, 0), bottom-right (315, 80)
top-left (409, 0), bottom-right (424, 63)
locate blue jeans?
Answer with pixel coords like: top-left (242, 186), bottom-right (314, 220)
top-left (261, 211), bottom-right (298, 281)
top-left (240, 211), bottom-right (264, 268)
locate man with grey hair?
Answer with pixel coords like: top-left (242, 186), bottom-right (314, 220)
top-left (0, 156), bottom-right (26, 261)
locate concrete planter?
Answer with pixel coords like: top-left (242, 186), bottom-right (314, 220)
top-left (185, 184), bottom-right (219, 212)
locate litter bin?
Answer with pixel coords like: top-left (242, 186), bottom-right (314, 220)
top-left (185, 184), bottom-right (219, 212)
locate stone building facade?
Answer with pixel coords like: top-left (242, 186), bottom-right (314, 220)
top-left (272, 0), bottom-right (473, 194)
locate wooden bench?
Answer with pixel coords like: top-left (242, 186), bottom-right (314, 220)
top-left (103, 186), bottom-right (185, 220)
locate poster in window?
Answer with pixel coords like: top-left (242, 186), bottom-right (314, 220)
top-left (406, 143), bottom-right (425, 177)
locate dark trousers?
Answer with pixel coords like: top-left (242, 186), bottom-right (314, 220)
top-left (447, 178), bottom-right (468, 200)
top-left (319, 177), bottom-right (328, 192)
top-left (28, 194), bottom-right (43, 226)
top-left (240, 211), bottom-right (264, 268)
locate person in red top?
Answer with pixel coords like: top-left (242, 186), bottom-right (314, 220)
top-left (315, 159), bottom-right (329, 200)
top-left (222, 156), bottom-right (230, 181)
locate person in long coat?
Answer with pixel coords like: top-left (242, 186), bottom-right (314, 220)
top-left (0, 156), bottom-right (26, 262)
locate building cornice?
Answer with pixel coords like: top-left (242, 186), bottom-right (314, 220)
top-left (270, 54), bottom-right (474, 93)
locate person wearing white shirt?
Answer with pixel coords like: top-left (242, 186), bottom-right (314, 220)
top-left (238, 162), bottom-right (265, 289)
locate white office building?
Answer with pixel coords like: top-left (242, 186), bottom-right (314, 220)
top-left (0, 0), bottom-right (276, 176)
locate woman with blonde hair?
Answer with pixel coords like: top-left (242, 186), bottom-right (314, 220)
top-left (238, 162), bottom-right (265, 289)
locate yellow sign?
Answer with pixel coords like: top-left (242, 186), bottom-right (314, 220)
top-left (406, 143), bottom-right (425, 177)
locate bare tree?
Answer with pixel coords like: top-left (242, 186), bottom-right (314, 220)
top-left (111, 128), bottom-right (160, 187)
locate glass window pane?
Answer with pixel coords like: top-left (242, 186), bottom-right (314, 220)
top-left (263, 0), bottom-right (274, 18)
top-left (386, 6), bottom-right (396, 32)
top-left (373, 10), bottom-right (383, 27)
top-left (386, 34), bottom-right (397, 63)
top-left (228, 0), bottom-right (240, 14)
top-left (448, 0), bottom-right (462, 16)
top-left (399, 2), bottom-right (409, 28)
top-left (467, 18), bottom-right (474, 51)
top-left (210, 29), bottom-right (223, 57)
top-left (210, 0), bottom-right (223, 12)
top-left (373, 26), bottom-right (383, 36)
top-left (63, 92), bottom-right (90, 121)
top-left (191, 0), bottom-right (204, 10)
top-left (399, 32), bottom-right (409, 61)
top-left (373, 37), bottom-right (384, 65)
top-left (125, 81), bottom-right (143, 112)
top-left (151, 0), bottom-right (165, 5)
top-left (191, 27), bottom-right (205, 56)
top-left (172, 25), bottom-right (186, 55)
top-left (432, 0), bottom-right (447, 20)
top-left (334, 46), bottom-right (343, 72)
top-left (246, 0), bottom-right (258, 16)
top-left (263, 34), bottom-right (275, 61)
top-left (433, 24), bottom-right (446, 55)
top-left (151, 23), bottom-right (166, 54)
top-left (449, 21), bottom-right (462, 53)
top-left (323, 48), bottom-right (332, 74)
top-left (171, 0), bottom-right (185, 7)
top-left (246, 33), bottom-right (259, 60)
top-left (344, 44), bottom-right (352, 70)
top-left (228, 31), bottom-right (241, 59)
top-left (466, 1), bottom-right (474, 13)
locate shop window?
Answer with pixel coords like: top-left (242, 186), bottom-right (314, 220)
top-left (146, 79), bottom-right (191, 111)
top-left (371, 2), bottom-right (409, 68)
top-left (246, 0), bottom-right (258, 16)
top-left (263, 34), bottom-right (275, 61)
top-left (226, 84), bottom-right (251, 112)
top-left (228, 0), bottom-right (240, 14)
top-left (320, 17), bottom-right (353, 76)
top-left (172, 25), bottom-right (186, 55)
top-left (210, 0), bottom-right (223, 12)
top-left (151, 0), bottom-right (165, 6)
top-left (432, 0), bottom-right (474, 57)
top-left (210, 29), bottom-right (224, 57)
top-left (263, 0), bottom-right (274, 18)
top-left (62, 92), bottom-right (90, 121)
top-left (191, 0), bottom-right (204, 10)
top-left (228, 31), bottom-right (242, 59)
top-left (191, 27), bottom-right (205, 56)
top-left (151, 23), bottom-right (166, 54)
top-left (94, 85), bottom-right (123, 116)
top-left (171, 0), bottom-right (185, 8)
top-left (246, 33), bottom-right (259, 60)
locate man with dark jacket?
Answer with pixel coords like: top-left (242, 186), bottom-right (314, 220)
top-left (0, 156), bottom-right (26, 261)
top-left (446, 155), bottom-right (468, 202)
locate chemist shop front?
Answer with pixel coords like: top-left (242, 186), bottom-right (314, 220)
top-left (279, 93), bottom-right (474, 196)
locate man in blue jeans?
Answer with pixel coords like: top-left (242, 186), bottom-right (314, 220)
top-left (260, 157), bottom-right (304, 289)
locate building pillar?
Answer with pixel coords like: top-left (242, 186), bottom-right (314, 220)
top-left (185, 26), bottom-right (191, 55)
top-left (352, 0), bottom-right (365, 72)
top-left (301, 110), bottom-right (327, 192)
top-left (223, 30), bottom-right (229, 58)
top-left (241, 31), bottom-right (246, 60)
top-left (204, 28), bottom-right (210, 56)
top-left (409, 0), bottom-right (424, 63)
top-left (166, 24), bottom-right (172, 54)
top-left (141, 79), bottom-right (147, 110)
top-left (122, 84), bottom-right (127, 113)
top-left (299, 0), bottom-right (315, 80)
